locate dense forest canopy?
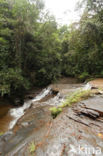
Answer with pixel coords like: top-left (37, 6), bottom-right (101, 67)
top-left (0, 0), bottom-right (103, 101)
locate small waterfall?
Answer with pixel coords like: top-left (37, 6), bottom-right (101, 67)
top-left (9, 87), bottom-right (51, 129)
top-left (83, 83), bottom-right (92, 90)
top-left (44, 93), bottom-right (64, 106)
top-left (9, 83), bottom-right (91, 130)
top-left (32, 88), bottom-right (51, 102)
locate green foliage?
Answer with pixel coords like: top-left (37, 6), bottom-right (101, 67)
top-left (50, 89), bottom-right (91, 117)
top-left (100, 71), bottom-right (103, 77)
top-left (0, 68), bottom-right (29, 96)
top-left (29, 142), bottom-right (36, 154)
top-left (61, 89), bottom-right (91, 107)
top-left (79, 72), bottom-right (89, 82)
top-left (35, 19), bottom-right (61, 86)
top-left (0, 0), bottom-right (61, 99)
top-left (0, 0), bottom-right (103, 102)
top-left (50, 107), bottom-right (62, 119)
top-left (0, 132), bottom-right (4, 136)
top-left (61, 0), bottom-right (103, 80)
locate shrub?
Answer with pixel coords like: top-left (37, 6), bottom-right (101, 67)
top-left (79, 72), bottom-right (89, 82)
top-left (50, 107), bottom-right (62, 118)
top-left (100, 71), bottom-right (103, 77)
top-left (29, 142), bottom-right (36, 154)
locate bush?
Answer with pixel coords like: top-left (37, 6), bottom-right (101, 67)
top-left (79, 72), bottom-right (89, 82)
top-left (50, 107), bottom-right (62, 118)
top-left (29, 142), bottom-right (36, 154)
top-left (100, 71), bottom-right (103, 77)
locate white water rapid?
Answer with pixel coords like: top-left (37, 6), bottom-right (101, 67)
top-left (9, 87), bottom-right (51, 129)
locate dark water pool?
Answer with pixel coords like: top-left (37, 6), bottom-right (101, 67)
top-left (0, 99), bottom-right (13, 132)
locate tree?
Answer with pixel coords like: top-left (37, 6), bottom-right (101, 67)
top-left (0, 0), bottom-right (62, 100)
top-left (61, 0), bottom-right (103, 80)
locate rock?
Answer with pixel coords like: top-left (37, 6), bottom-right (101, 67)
top-left (25, 95), bottom-right (34, 99)
top-left (89, 78), bottom-right (103, 89)
top-left (82, 96), bottom-right (103, 114)
top-left (99, 90), bottom-right (103, 94)
top-left (21, 122), bottom-right (29, 127)
top-left (0, 131), bottom-right (13, 141)
top-left (91, 86), bottom-right (98, 89)
top-left (78, 108), bottom-right (100, 119)
top-left (91, 89), bottom-right (103, 95)
top-left (73, 96), bottom-right (103, 120)
top-left (14, 98), bottom-right (24, 106)
top-left (1, 82), bottom-right (103, 156)
top-left (51, 88), bottom-right (59, 95)
top-left (91, 89), bottom-right (101, 95)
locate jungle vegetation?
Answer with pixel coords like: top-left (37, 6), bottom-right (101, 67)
top-left (0, 0), bottom-right (103, 102)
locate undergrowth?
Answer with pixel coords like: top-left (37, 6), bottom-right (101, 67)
top-left (29, 142), bottom-right (36, 154)
top-left (49, 107), bottom-right (62, 119)
top-left (60, 89), bottom-right (91, 107)
top-left (50, 89), bottom-right (92, 118)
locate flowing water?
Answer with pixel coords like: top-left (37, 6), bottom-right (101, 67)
top-left (0, 81), bottom-right (91, 133)
top-left (0, 99), bottom-right (13, 132)
top-left (1, 79), bottom-right (103, 155)
top-left (0, 87), bottom-right (52, 132)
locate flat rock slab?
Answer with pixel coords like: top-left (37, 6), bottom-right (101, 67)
top-left (1, 82), bottom-right (103, 156)
top-left (50, 84), bottom-right (83, 95)
top-left (82, 96), bottom-right (103, 113)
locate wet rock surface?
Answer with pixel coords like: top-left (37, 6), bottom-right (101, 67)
top-left (0, 78), bottom-right (103, 156)
top-left (67, 96), bottom-right (103, 130)
top-left (76, 96), bottom-right (103, 118)
top-left (89, 78), bottom-right (103, 88)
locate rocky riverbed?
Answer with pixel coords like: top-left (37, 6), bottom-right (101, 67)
top-left (0, 78), bottom-right (103, 156)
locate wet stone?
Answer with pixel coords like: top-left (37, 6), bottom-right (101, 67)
top-left (1, 79), bottom-right (103, 156)
top-left (21, 122), bottom-right (29, 127)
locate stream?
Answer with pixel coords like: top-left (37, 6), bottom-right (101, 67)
top-left (0, 78), bottom-right (103, 156)
top-left (0, 78), bottom-right (82, 133)
top-left (0, 87), bottom-right (52, 132)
